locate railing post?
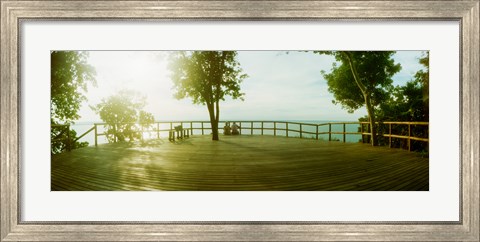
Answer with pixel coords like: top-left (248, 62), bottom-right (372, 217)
top-left (201, 122), bottom-right (204, 135)
top-left (300, 124), bottom-right (303, 138)
top-left (274, 122), bottom-right (276, 136)
top-left (328, 123), bottom-right (332, 141)
top-left (190, 122), bottom-right (193, 135)
top-left (389, 123), bottom-right (392, 148)
top-left (408, 123), bottom-right (411, 151)
top-left (367, 122), bottom-right (375, 144)
top-left (286, 123), bottom-right (289, 137)
top-left (239, 122), bottom-right (242, 135)
top-left (343, 123), bottom-right (346, 143)
top-left (360, 123), bottom-right (364, 143)
top-left (261, 122), bottom-right (264, 135)
top-left (251, 121), bottom-right (253, 135)
top-left (316, 125), bottom-right (319, 140)
top-left (157, 123), bottom-right (160, 139)
top-left (94, 124), bottom-right (98, 146)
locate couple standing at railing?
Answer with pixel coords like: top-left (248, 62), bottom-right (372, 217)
top-left (223, 122), bottom-right (240, 135)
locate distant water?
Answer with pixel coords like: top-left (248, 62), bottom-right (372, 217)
top-left (70, 120), bottom-right (363, 146)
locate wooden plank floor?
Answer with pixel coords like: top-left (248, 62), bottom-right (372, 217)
top-left (51, 135), bottom-right (429, 191)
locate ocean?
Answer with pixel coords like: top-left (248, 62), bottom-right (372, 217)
top-left (70, 120), bottom-right (363, 146)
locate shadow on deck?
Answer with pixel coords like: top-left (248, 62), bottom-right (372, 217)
top-left (51, 135), bottom-right (429, 191)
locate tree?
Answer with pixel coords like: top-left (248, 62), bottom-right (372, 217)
top-left (317, 51), bottom-right (401, 146)
top-left (169, 51), bottom-right (247, 141)
top-left (139, 110), bottom-right (155, 129)
top-left (91, 90), bottom-right (154, 143)
top-left (51, 51), bottom-right (96, 154)
top-left (373, 52), bottom-right (429, 122)
top-left (369, 52), bottom-right (429, 151)
top-left (415, 52), bottom-right (429, 119)
top-left (139, 110), bottom-right (155, 139)
top-left (51, 51), bottom-right (96, 123)
top-left (50, 127), bottom-right (89, 154)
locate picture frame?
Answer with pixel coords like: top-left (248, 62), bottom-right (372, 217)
top-left (1, 0), bottom-right (478, 241)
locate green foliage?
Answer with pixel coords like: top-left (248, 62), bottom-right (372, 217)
top-left (169, 51), bottom-right (247, 104)
top-left (169, 51), bottom-right (248, 140)
top-left (139, 110), bottom-right (155, 130)
top-left (51, 51), bottom-right (96, 154)
top-left (51, 51), bottom-right (96, 122)
top-left (376, 52), bottom-right (429, 122)
top-left (92, 90), bottom-right (154, 143)
top-left (51, 125), bottom-right (89, 154)
top-left (376, 81), bottom-right (428, 121)
top-left (318, 51), bottom-right (401, 113)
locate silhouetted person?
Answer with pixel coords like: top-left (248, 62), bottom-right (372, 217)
top-left (231, 122), bottom-right (240, 135)
top-left (223, 122), bottom-right (231, 135)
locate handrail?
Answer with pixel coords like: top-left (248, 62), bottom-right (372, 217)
top-left (89, 120), bottom-right (428, 152)
top-left (74, 126), bottom-right (95, 143)
top-left (51, 124), bottom-right (96, 152)
top-left (51, 121), bottom-right (428, 153)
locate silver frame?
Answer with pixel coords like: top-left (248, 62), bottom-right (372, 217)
top-left (1, 1), bottom-right (478, 241)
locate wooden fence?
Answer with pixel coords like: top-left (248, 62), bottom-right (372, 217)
top-left (51, 121), bottom-right (429, 152)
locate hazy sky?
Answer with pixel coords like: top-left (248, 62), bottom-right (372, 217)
top-left (77, 51), bottom-right (425, 123)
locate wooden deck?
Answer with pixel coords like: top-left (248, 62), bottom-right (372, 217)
top-left (51, 135), bottom-right (429, 191)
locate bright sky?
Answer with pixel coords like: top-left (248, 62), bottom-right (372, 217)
top-left (77, 51), bottom-right (425, 123)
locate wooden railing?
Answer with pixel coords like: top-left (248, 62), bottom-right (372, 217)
top-left (52, 121), bottom-right (428, 152)
top-left (51, 124), bottom-right (95, 152)
top-left (371, 121), bottom-right (429, 151)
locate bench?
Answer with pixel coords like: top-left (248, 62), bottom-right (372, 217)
top-left (168, 125), bottom-right (191, 141)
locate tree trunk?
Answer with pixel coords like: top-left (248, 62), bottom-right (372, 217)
top-left (206, 103), bottom-right (219, 141)
top-left (364, 94), bottom-right (378, 146)
top-left (211, 119), bottom-right (219, 140)
top-left (213, 53), bottom-right (223, 141)
top-left (214, 100), bottom-right (220, 140)
top-left (343, 51), bottom-right (377, 146)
